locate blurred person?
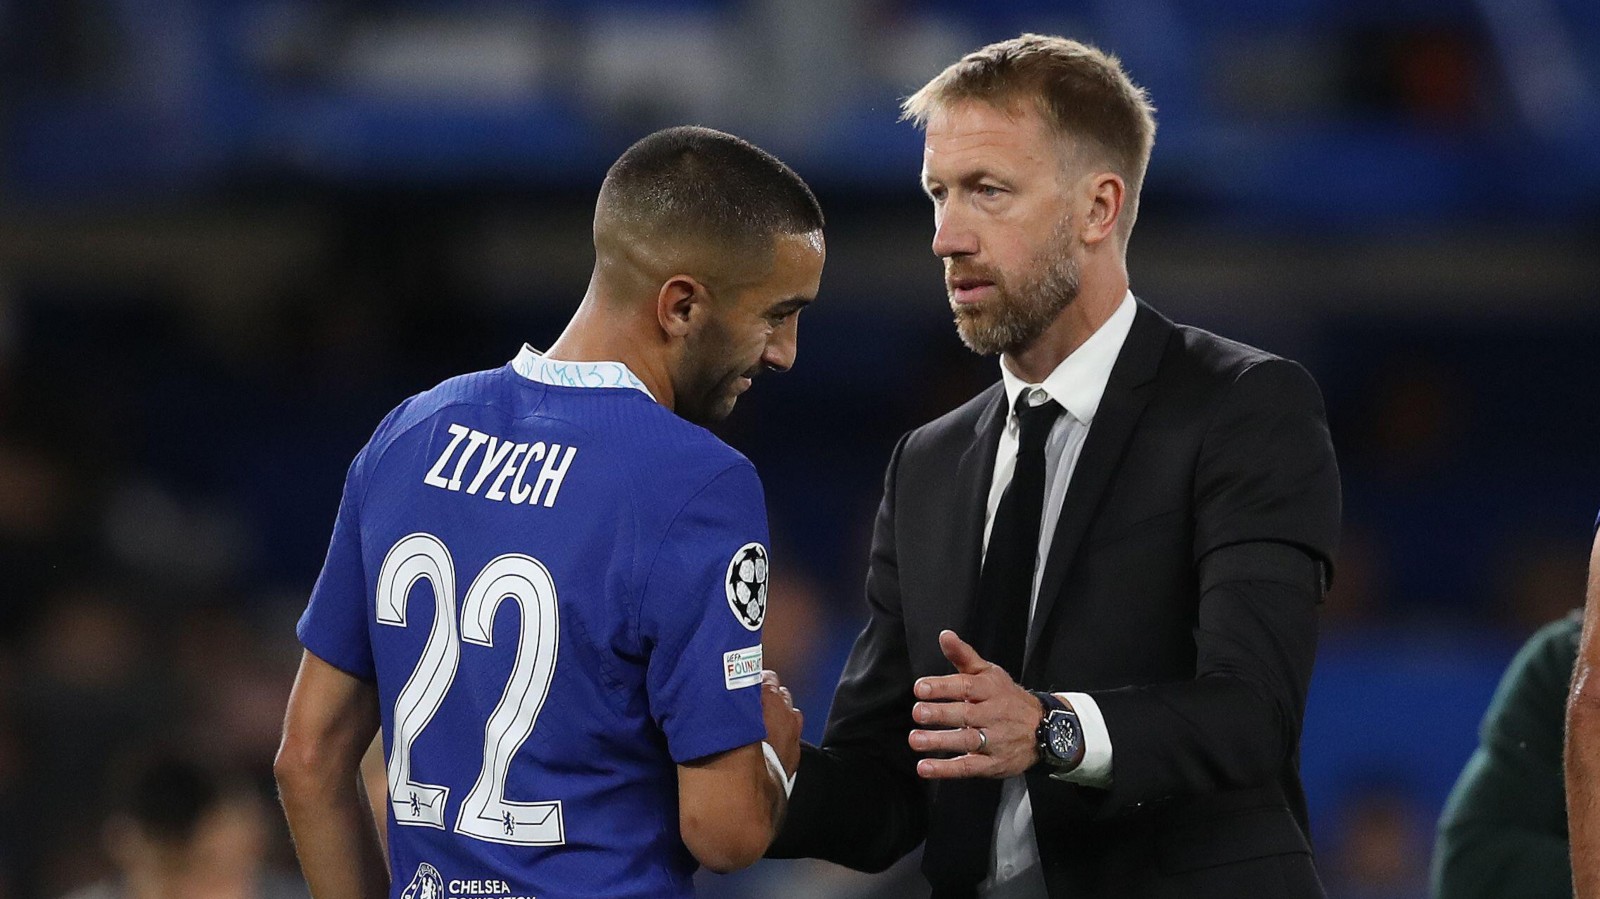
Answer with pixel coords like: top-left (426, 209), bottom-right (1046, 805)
top-left (18, 585), bottom-right (174, 895)
top-left (61, 752), bottom-right (306, 899)
top-left (1435, 611), bottom-right (1577, 898)
top-left (1565, 521), bottom-right (1600, 898)
top-left (1324, 780), bottom-right (1431, 899)
top-left (174, 604), bottom-right (300, 771)
top-left (276, 126), bottom-right (821, 899)
top-left (0, 650), bottom-right (22, 899)
top-left (766, 34), bottom-right (1340, 898)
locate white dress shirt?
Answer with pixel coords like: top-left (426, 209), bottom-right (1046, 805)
top-left (979, 292), bottom-right (1136, 898)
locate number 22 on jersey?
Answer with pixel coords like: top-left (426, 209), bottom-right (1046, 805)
top-left (375, 532), bottom-right (564, 846)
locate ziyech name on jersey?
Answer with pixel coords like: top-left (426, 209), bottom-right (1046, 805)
top-left (423, 423), bottom-right (577, 508)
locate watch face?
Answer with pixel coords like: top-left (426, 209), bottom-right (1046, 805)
top-left (1046, 711), bottom-right (1078, 758)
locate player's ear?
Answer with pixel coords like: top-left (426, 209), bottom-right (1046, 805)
top-left (657, 275), bottom-right (709, 339)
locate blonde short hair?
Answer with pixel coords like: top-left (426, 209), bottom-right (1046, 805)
top-left (903, 34), bottom-right (1157, 231)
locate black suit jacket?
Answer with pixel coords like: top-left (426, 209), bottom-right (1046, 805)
top-left (770, 301), bottom-right (1341, 898)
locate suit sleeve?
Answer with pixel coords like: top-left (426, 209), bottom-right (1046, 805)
top-left (1432, 615), bottom-right (1577, 899)
top-left (766, 434), bottom-right (929, 871)
top-left (1087, 358), bottom-right (1340, 813)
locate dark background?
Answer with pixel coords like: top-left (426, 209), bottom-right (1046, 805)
top-left (2, 1), bottom-right (1598, 896)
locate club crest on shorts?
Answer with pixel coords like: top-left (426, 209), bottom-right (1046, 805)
top-left (400, 863), bottom-right (443, 899)
top-left (725, 542), bottom-right (769, 631)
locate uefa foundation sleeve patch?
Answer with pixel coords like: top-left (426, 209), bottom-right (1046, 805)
top-left (725, 542), bottom-right (769, 631)
top-left (724, 645), bottom-right (763, 690)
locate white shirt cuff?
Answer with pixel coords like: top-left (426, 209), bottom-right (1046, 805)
top-left (1051, 692), bottom-right (1112, 787)
top-left (762, 742), bottom-right (796, 797)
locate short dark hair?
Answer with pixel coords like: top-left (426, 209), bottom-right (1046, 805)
top-left (597, 126), bottom-right (824, 250)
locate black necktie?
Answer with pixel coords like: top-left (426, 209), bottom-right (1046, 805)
top-left (924, 393), bottom-right (1063, 894)
top-left (971, 394), bottom-right (1064, 679)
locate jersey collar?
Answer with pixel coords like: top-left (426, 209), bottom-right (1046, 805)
top-left (510, 345), bottom-right (658, 401)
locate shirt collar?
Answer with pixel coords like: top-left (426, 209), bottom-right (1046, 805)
top-left (510, 345), bottom-right (657, 401)
top-left (999, 291), bottom-right (1137, 426)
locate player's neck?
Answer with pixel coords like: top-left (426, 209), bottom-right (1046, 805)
top-left (545, 300), bottom-right (677, 411)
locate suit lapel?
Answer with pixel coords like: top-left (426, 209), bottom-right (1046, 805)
top-left (947, 384), bottom-right (1008, 641)
top-left (1025, 301), bottom-right (1175, 668)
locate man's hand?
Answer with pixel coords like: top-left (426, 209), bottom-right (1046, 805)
top-left (762, 669), bottom-right (803, 776)
top-left (909, 630), bottom-right (1045, 779)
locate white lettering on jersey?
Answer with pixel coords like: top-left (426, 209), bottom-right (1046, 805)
top-left (465, 436), bottom-right (516, 495)
top-left (448, 430), bottom-right (491, 491)
top-left (483, 443), bottom-right (528, 501)
top-left (509, 443), bottom-right (543, 504)
top-left (423, 424), bottom-right (471, 489)
top-left (423, 425), bottom-right (579, 508)
top-left (527, 444), bottom-right (577, 508)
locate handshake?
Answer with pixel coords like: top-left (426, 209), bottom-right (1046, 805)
top-left (759, 629), bottom-right (1055, 787)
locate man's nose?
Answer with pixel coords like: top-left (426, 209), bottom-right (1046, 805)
top-left (931, 206), bottom-right (977, 259)
top-left (763, 324), bottom-right (797, 374)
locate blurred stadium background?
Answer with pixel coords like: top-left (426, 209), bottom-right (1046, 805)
top-left (2, 0), bottom-right (1598, 896)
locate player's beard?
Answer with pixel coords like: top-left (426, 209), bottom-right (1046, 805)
top-left (949, 221), bottom-right (1080, 357)
top-left (677, 316), bottom-right (758, 425)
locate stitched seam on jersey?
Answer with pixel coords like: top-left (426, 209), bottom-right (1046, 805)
top-left (358, 396), bottom-right (485, 510)
top-left (506, 401), bottom-right (641, 702)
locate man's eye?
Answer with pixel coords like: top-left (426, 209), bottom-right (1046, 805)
top-left (978, 185), bottom-right (1003, 198)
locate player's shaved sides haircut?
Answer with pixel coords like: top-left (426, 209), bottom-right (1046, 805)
top-left (596, 126), bottom-right (824, 256)
top-left (902, 34), bottom-right (1157, 236)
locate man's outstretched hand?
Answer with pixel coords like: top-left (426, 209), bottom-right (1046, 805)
top-left (908, 630), bottom-right (1044, 779)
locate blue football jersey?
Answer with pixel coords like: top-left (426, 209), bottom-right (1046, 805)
top-left (297, 347), bottom-right (772, 899)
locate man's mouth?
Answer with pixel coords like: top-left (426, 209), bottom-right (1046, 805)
top-left (948, 277), bottom-right (996, 304)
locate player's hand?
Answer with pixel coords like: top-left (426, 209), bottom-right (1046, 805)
top-left (908, 630), bottom-right (1044, 779)
top-left (761, 669), bottom-right (803, 776)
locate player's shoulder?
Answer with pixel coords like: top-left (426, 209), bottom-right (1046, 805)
top-left (633, 405), bottom-right (760, 498)
top-left (366, 366), bottom-right (509, 451)
top-left (524, 379), bottom-right (759, 505)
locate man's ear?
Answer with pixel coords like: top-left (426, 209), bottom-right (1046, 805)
top-left (1081, 172), bottom-right (1126, 247)
top-left (657, 275), bottom-right (707, 338)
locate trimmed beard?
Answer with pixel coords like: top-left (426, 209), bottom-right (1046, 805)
top-left (950, 225), bottom-right (1081, 357)
top-left (677, 313), bottom-right (759, 425)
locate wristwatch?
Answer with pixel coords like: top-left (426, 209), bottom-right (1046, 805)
top-left (1030, 691), bottom-right (1085, 772)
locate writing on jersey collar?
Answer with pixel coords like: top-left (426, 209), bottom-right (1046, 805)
top-left (511, 345), bottom-right (657, 401)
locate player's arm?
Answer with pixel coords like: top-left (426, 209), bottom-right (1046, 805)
top-left (1566, 527), bottom-right (1600, 898)
top-left (276, 650), bottom-right (388, 899)
top-left (678, 673), bottom-right (802, 872)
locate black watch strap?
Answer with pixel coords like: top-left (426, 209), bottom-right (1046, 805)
top-left (1031, 690), bottom-right (1068, 715)
top-left (1030, 690), bottom-right (1085, 772)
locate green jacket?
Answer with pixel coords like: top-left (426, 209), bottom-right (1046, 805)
top-left (1432, 611), bottom-right (1580, 899)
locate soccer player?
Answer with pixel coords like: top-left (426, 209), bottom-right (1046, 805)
top-left (274, 126), bottom-right (823, 899)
